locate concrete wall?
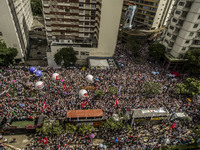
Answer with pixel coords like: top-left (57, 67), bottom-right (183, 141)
top-left (0, 0), bottom-right (23, 59)
top-left (47, 0), bottom-right (123, 67)
top-left (90, 0), bottom-right (123, 57)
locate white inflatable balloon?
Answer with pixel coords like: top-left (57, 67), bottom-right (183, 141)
top-left (79, 89), bottom-right (88, 98)
top-left (35, 81), bottom-right (44, 90)
top-left (52, 73), bottom-right (60, 80)
top-left (86, 75), bottom-right (94, 83)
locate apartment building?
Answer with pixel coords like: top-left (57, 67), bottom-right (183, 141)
top-left (0, 0), bottom-right (33, 62)
top-left (162, 0), bottom-right (200, 58)
top-left (133, 0), bottom-right (175, 29)
top-left (42, 0), bottom-right (123, 67)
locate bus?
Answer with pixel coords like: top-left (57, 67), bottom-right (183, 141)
top-left (127, 108), bottom-right (169, 125)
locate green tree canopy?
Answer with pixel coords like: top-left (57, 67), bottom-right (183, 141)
top-left (36, 120), bottom-right (63, 135)
top-left (108, 87), bottom-right (118, 95)
top-left (0, 40), bottom-right (18, 66)
top-left (185, 49), bottom-right (200, 76)
top-left (142, 81), bottom-right (162, 95)
top-left (148, 43), bottom-right (165, 60)
top-left (94, 90), bottom-right (104, 97)
top-left (31, 0), bottom-right (42, 16)
top-left (54, 47), bottom-right (77, 67)
top-left (125, 35), bottom-right (141, 58)
top-left (101, 117), bottom-right (131, 132)
top-left (174, 78), bottom-right (200, 97)
top-left (66, 124), bottom-right (77, 134)
top-left (78, 123), bottom-right (94, 134)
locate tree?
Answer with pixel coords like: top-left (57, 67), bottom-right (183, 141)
top-left (31, 0), bottom-right (43, 16)
top-left (185, 49), bottom-right (200, 76)
top-left (94, 90), bottom-right (104, 97)
top-left (66, 124), bottom-right (77, 134)
top-left (101, 118), bottom-right (131, 132)
top-left (78, 123), bottom-right (94, 135)
top-left (174, 78), bottom-right (200, 97)
top-left (0, 40), bottom-right (18, 66)
top-left (36, 120), bottom-right (63, 135)
top-left (148, 43), bottom-right (165, 60)
top-left (108, 87), bottom-right (118, 95)
top-left (54, 47), bottom-right (77, 67)
top-left (142, 81), bottom-right (162, 95)
top-left (125, 36), bottom-right (141, 58)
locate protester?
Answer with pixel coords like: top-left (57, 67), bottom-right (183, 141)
top-left (0, 41), bottom-right (198, 149)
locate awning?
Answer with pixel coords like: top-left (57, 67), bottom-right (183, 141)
top-left (89, 59), bottom-right (109, 69)
top-left (67, 109), bottom-right (103, 118)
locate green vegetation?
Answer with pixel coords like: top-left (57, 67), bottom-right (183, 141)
top-left (11, 121), bottom-right (34, 128)
top-left (36, 120), bottom-right (63, 135)
top-left (108, 87), bottom-right (118, 95)
top-left (174, 78), bottom-right (200, 97)
top-left (78, 123), bottom-right (94, 134)
top-left (142, 81), bottom-right (162, 95)
top-left (185, 49), bottom-right (200, 76)
top-left (66, 124), bottom-right (77, 134)
top-left (94, 90), bottom-right (104, 97)
top-left (125, 35), bottom-right (141, 58)
top-left (148, 43), bottom-right (165, 60)
top-left (0, 40), bottom-right (18, 66)
top-left (54, 47), bottom-right (77, 67)
top-left (100, 117), bottom-right (131, 132)
top-left (31, 0), bottom-right (43, 16)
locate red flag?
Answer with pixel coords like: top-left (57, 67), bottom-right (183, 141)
top-left (41, 137), bottom-right (48, 144)
top-left (81, 100), bottom-right (88, 108)
top-left (170, 123), bottom-right (175, 131)
top-left (113, 97), bottom-right (119, 107)
top-left (64, 82), bottom-right (67, 91)
top-left (42, 101), bottom-right (47, 112)
top-left (104, 88), bottom-right (107, 94)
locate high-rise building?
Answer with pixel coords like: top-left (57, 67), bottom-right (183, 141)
top-left (42, 0), bottom-right (123, 67)
top-left (132, 0), bottom-right (175, 29)
top-left (0, 0), bottom-right (33, 62)
top-left (162, 0), bottom-right (200, 58)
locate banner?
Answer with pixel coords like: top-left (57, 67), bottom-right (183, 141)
top-left (123, 3), bottom-right (137, 29)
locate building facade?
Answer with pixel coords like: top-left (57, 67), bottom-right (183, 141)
top-left (42, 0), bottom-right (123, 67)
top-left (162, 0), bottom-right (200, 58)
top-left (0, 0), bottom-right (33, 62)
top-left (132, 0), bottom-right (175, 29)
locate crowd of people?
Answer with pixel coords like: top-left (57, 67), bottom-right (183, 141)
top-left (0, 41), bottom-right (199, 149)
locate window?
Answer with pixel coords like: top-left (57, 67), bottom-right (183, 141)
top-left (193, 24), bottom-right (198, 28)
top-left (79, 10), bottom-right (84, 13)
top-left (189, 32), bottom-right (194, 36)
top-left (198, 15), bottom-right (200, 19)
top-left (91, 10), bottom-right (96, 15)
top-left (85, 17), bottom-right (89, 20)
top-left (185, 40), bottom-right (190, 44)
top-left (79, 22), bottom-right (83, 25)
top-left (65, 8), bottom-right (70, 13)
top-left (0, 32), bottom-right (2, 36)
top-left (85, 22), bottom-right (89, 25)
top-left (167, 33), bottom-right (171, 37)
top-left (86, 0), bottom-right (90, 2)
top-left (79, 3), bottom-right (84, 7)
top-left (182, 47), bottom-right (186, 51)
top-left (91, 17), bottom-right (95, 20)
top-left (84, 33), bottom-right (89, 36)
top-left (169, 26), bottom-right (174, 30)
top-left (81, 52), bottom-right (86, 55)
top-left (175, 10), bottom-right (181, 15)
top-left (172, 18), bottom-right (177, 23)
top-left (75, 51), bottom-right (79, 55)
top-left (91, 22), bottom-right (95, 26)
top-left (178, 2), bottom-right (185, 6)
